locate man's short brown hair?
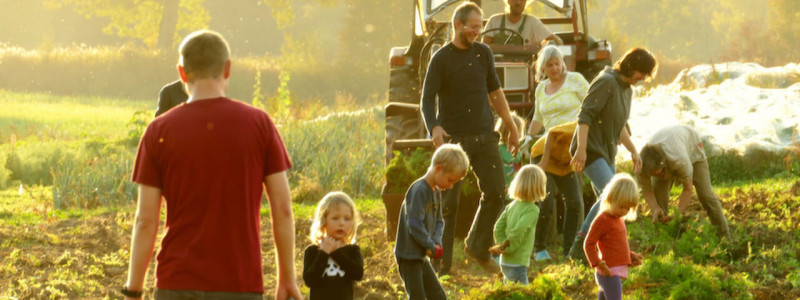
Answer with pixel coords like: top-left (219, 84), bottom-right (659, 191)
top-left (452, 2), bottom-right (483, 27)
top-left (179, 30), bottom-right (230, 82)
top-left (640, 144), bottom-right (666, 176)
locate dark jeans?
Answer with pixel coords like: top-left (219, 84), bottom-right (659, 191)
top-left (438, 132), bottom-right (506, 264)
top-left (155, 289), bottom-right (262, 300)
top-left (397, 258), bottom-right (447, 300)
top-left (533, 171), bottom-right (584, 255)
top-left (594, 272), bottom-right (622, 300)
top-left (435, 180), bottom-right (462, 274)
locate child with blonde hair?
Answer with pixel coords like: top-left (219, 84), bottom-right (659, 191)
top-left (583, 174), bottom-right (643, 300)
top-left (303, 191), bottom-right (364, 300)
top-left (495, 112), bottom-right (527, 186)
top-left (395, 144), bottom-right (470, 300)
top-left (489, 164), bottom-right (547, 284)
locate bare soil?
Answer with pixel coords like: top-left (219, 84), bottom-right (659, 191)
top-left (2, 181), bottom-right (800, 299)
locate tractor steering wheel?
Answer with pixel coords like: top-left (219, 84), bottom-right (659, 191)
top-left (479, 28), bottom-right (525, 45)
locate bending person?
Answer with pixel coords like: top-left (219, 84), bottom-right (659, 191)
top-left (566, 47), bottom-right (657, 263)
top-left (638, 124), bottom-right (731, 240)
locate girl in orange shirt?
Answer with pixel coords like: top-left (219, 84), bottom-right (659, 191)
top-left (583, 174), bottom-right (643, 300)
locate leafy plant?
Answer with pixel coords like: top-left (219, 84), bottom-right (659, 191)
top-left (464, 275), bottom-right (566, 300)
top-left (384, 147), bottom-right (478, 195)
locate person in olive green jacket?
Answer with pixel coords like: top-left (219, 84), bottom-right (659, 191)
top-left (489, 164), bottom-right (547, 284)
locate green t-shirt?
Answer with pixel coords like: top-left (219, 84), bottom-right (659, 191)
top-left (493, 200), bottom-right (540, 267)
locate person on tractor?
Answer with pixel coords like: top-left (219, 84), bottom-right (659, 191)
top-left (482, 0), bottom-right (563, 46)
top-left (421, 2), bottom-right (521, 275)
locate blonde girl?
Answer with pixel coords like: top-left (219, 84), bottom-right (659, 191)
top-left (496, 112), bottom-right (527, 186)
top-left (303, 192), bottom-right (364, 300)
top-left (489, 164), bottom-right (547, 284)
top-left (583, 174), bottom-right (643, 300)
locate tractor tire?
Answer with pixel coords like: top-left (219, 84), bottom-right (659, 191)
top-left (389, 67), bottom-right (418, 104)
top-left (385, 114), bottom-right (421, 164)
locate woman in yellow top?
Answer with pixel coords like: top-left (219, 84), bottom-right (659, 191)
top-left (520, 45), bottom-right (589, 261)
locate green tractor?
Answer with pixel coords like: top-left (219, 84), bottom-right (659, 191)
top-left (383, 0), bottom-right (612, 241)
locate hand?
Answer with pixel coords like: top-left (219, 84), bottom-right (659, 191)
top-left (520, 135), bottom-right (533, 151)
top-left (508, 130), bottom-right (520, 156)
top-left (520, 135), bottom-right (533, 160)
top-left (651, 208), bottom-right (671, 224)
top-left (570, 149), bottom-right (587, 173)
top-left (434, 244), bottom-right (444, 260)
top-left (597, 261), bottom-right (612, 277)
top-left (275, 279), bottom-right (303, 300)
top-left (631, 151), bottom-right (642, 174)
top-left (488, 244), bottom-right (505, 255)
top-left (431, 126), bottom-right (449, 149)
top-left (319, 237), bottom-right (341, 254)
top-left (630, 252), bottom-right (643, 266)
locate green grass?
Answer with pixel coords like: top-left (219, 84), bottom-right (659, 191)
top-left (0, 89), bottom-right (151, 142)
top-left (2, 90), bottom-right (800, 298)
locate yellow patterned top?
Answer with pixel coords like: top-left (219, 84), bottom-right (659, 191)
top-left (532, 72), bottom-right (590, 129)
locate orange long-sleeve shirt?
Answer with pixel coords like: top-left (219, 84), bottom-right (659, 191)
top-left (584, 212), bottom-right (633, 268)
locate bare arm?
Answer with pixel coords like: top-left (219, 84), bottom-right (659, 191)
top-left (265, 172), bottom-right (303, 300)
top-left (543, 34), bottom-right (563, 45)
top-left (489, 88), bottom-right (520, 155)
top-left (570, 123), bottom-right (590, 172)
top-left (619, 126), bottom-right (641, 173)
top-left (527, 120), bottom-right (544, 137)
top-left (483, 35), bottom-right (495, 44)
top-left (642, 189), bottom-right (665, 222)
top-left (124, 184), bottom-right (162, 297)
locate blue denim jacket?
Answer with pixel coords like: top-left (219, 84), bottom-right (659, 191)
top-left (394, 178), bottom-right (444, 260)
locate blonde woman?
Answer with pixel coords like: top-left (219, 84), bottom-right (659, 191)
top-left (521, 45), bottom-right (589, 261)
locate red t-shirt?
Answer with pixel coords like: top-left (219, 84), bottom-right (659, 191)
top-left (583, 212), bottom-right (633, 269)
top-left (131, 97), bottom-right (292, 292)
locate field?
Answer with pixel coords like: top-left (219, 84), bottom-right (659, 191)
top-left (1, 90), bottom-right (799, 299)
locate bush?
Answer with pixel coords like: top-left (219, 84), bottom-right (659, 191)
top-left (51, 142), bottom-right (137, 209)
top-left (4, 139), bottom-right (69, 185)
top-left (0, 45), bottom-right (279, 100)
top-left (465, 275), bottom-right (566, 300)
top-left (706, 148), bottom-right (789, 183)
top-left (627, 252), bottom-right (754, 299)
top-left (281, 107), bottom-right (385, 203)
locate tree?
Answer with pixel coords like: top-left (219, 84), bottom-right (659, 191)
top-left (44, 0), bottom-right (209, 49)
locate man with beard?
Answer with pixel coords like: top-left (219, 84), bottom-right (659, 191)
top-left (483, 0), bottom-right (562, 46)
top-left (421, 2), bottom-right (521, 276)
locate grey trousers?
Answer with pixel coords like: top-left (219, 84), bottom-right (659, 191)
top-left (652, 160), bottom-right (731, 239)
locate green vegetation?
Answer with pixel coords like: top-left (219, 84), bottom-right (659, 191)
top-left (1, 91), bottom-right (799, 298)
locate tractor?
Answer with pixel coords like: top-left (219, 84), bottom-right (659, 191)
top-left (383, 0), bottom-right (612, 241)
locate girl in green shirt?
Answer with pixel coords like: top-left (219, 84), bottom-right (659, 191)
top-left (489, 164), bottom-right (547, 284)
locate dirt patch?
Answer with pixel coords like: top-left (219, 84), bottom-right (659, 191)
top-left (3, 181), bottom-right (800, 299)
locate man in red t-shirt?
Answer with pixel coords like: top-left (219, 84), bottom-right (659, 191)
top-left (122, 30), bottom-right (303, 300)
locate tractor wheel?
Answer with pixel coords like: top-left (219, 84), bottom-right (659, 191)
top-left (388, 68), bottom-right (418, 104)
top-left (385, 114), bottom-right (421, 164)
